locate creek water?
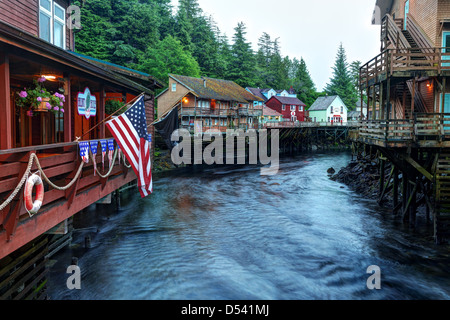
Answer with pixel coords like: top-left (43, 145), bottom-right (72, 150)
top-left (47, 151), bottom-right (450, 300)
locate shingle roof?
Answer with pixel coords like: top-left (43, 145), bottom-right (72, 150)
top-left (309, 96), bottom-right (339, 111)
top-left (170, 74), bottom-right (264, 103)
top-left (263, 106), bottom-right (283, 117)
top-left (246, 87), bottom-right (267, 101)
top-left (269, 95), bottom-right (306, 106)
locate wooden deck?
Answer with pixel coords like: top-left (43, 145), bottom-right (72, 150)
top-left (350, 114), bottom-right (450, 148)
top-left (0, 142), bottom-right (136, 260)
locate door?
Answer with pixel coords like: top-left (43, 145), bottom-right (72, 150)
top-left (404, 0), bottom-right (409, 30)
top-left (440, 94), bottom-right (450, 125)
top-left (442, 32), bottom-right (450, 68)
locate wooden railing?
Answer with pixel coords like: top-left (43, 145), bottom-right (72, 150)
top-left (360, 47), bottom-right (450, 87)
top-left (0, 142), bottom-right (130, 237)
top-left (381, 14), bottom-right (410, 50)
top-left (358, 119), bottom-right (414, 142)
top-left (353, 114), bottom-right (450, 145)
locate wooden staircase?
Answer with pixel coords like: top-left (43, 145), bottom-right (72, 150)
top-left (434, 153), bottom-right (450, 243)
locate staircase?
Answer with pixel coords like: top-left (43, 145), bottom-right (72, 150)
top-left (402, 29), bottom-right (427, 62)
top-left (434, 153), bottom-right (450, 243)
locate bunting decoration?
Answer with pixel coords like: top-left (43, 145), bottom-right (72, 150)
top-left (100, 139), bottom-right (107, 171)
top-left (90, 141), bottom-right (99, 176)
top-left (79, 141), bottom-right (90, 164)
top-left (108, 139), bottom-right (115, 168)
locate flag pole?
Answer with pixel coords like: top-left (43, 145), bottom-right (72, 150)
top-left (74, 92), bottom-right (145, 142)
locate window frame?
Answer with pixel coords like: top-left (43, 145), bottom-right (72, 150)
top-left (39, 0), bottom-right (66, 49)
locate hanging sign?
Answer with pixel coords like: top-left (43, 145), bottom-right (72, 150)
top-left (77, 87), bottom-right (97, 119)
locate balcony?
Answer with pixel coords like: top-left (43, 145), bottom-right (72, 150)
top-left (351, 114), bottom-right (450, 148)
top-left (0, 142), bottom-right (134, 259)
top-left (360, 47), bottom-right (450, 89)
top-left (180, 107), bottom-right (236, 117)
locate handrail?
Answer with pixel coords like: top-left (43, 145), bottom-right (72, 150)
top-left (0, 142), bottom-right (78, 155)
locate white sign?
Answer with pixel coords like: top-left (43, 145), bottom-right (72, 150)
top-left (77, 87), bottom-right (97, 119)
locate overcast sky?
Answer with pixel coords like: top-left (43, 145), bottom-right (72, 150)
top-left (171, 0), bottom-right (380, 91)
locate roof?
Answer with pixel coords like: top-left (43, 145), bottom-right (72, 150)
top-left (309, 96), bottom-right (341, 111)
top-left (0, 21), bottom-right (157, 95)
top-left (169, 74), bottom-right (263, 103)
top-left (246, 87), bottom-right (267, 101)
top-left (263, 106), bottom-right (283, 117)
top-left (69, 51), bottom-right (165, 89)
top-left (268, 95), bottom-right (306, 106)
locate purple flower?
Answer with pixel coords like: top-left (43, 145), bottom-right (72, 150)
top-left (46, 102), bottom-right (51, 109)
top-left (60, 108), bottom-right (65, 113)
top-left (60, 102), bottom-right (64, 107)
top-left (19, 91), bottom-right (28, 98)
top-left (54, 106), bottom-right (60, 111)
top-left (37, 97), bottom-right (42, 102)
top-left (38, 77), bottom-right (46, 83)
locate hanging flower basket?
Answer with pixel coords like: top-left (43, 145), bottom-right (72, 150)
top-left (15, 77), bottom-right (66, 117)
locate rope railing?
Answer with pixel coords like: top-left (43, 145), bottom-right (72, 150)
top-left (0, 145), bottom-right (125, 213)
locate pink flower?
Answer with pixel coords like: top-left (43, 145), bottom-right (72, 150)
top-left (60, 108), bottom-right (65, 113)
top-left (37, 97), bottom-right (42, 102)
top-left (19, 91), bottom-right (27, 98)
top-left (46, 102), bottom-right (51, 109)
top-left (54, 106), bottom-right (59, 111)
top-left (60, 102), bottom-right (64, 107)
top-left (38, 77), bottom-right (46, 83)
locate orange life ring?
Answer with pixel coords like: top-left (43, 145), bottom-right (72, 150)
top-left (24, 174), bottom-right (44, 215)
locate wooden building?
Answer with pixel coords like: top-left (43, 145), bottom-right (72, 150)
top-left (0, 0), bottom-right (163, 298)
top-left (353, 0), bottom-right (450, 243)
top-left (265, 96), bottom-right (307, 123)
top-left (156, 74), bottom-right (264, 133)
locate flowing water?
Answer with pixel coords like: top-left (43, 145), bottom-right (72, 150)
top-left (47, 151), bottom-right (450, 300)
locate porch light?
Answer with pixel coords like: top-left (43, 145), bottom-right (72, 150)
top-left (183, 97), bottom-right (189, 104)
top-left (41, 75), bottom-right (57, 81)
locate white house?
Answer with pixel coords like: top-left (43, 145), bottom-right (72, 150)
top-left (308, 95), bottom-right (348, 123)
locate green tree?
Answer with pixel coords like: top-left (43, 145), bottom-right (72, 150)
top-left (228, 22), bottom-right (256, 87)
top-left (324, 43), bottom-right (358, 110)
top-left (136, 35), bottom-right (201, 83)
top-left (292, 58), bottom-right (317, 107)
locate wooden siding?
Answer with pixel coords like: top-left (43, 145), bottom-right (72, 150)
top-left (0, 0), bottom-right (73, 50)
top-left (157, 78), bottom-right (190, 119)
top-left (0, 0), bottom-right (39, 36)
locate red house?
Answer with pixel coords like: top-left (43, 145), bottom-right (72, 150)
top-left (265, 96), bottom-right (307, 122)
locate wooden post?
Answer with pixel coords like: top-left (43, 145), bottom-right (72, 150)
top-left (411, 78), bottom-right (416, 119)
top-left (372, 85), bottom-right (376, 120)
top-left (392, 165), bottom-right (399, 214)
top-left (98, 86), bottom-right (105, 139)
top-left (402, 168), bottom-right (408, 215)
top-left (386, 78), bottom-right (391, 121)
top-left (379, 82), bottom-right (384, 120)
top-left (379, 156), bottom-right (385, 198)
top-left (0, 52), bottom-right (12, 150)
top-left (63, 73), bottom-right (72, 142)
top-left (442, 77), bottom-right (447, 114)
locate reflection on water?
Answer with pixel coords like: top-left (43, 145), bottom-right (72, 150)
top-left (47, 151), bottom-right (450, 300)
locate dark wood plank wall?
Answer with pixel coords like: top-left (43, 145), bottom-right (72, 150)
top-left (0, 0), bottom-right (39, 36)
top-left (0, 0), bottom-right (72, 50)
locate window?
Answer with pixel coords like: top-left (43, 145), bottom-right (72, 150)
top-left (330, 106), bottom-right (334, 114)
top-left (299, 106), bottom-right (303, 112)
top-left (291, 105), bottom-right (296, 112)
top-left (39, 0), bottom-right (66, 49)
top-left (282, 105), bottom-right (286, 111)
top-left (171, 83), bottom-right (177, 92)
top-left (341, 106), bottom-right (344, 114)
top-left (291, 116), bottom-right (297, 122)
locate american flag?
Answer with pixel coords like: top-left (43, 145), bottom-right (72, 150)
top-left (105, 95), bottom-right (152, 198)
